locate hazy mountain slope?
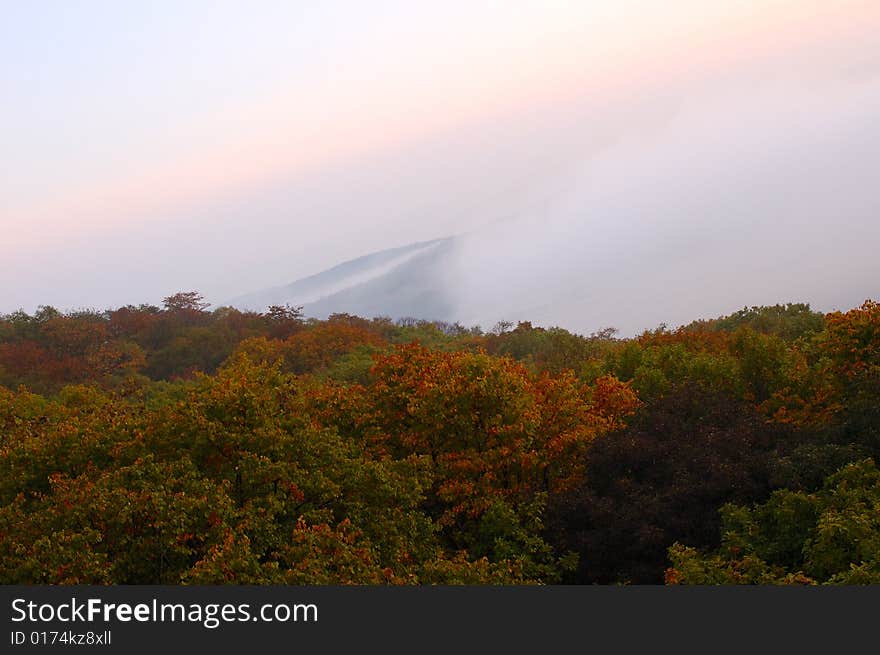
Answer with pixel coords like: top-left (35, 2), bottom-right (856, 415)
top-left (230, 237), bottom-right (456, 320)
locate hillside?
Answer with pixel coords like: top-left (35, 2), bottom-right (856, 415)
top-left (231, 238), bottom-right (456, 320)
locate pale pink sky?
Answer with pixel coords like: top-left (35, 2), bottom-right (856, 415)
top-left (2, 0), bottom-right (879, 323)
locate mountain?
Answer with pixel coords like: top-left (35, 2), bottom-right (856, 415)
top-left (230, 237), bottom-right (458, 321)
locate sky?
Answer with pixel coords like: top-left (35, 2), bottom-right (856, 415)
top-left (2, 1), bottom-right (879, 331)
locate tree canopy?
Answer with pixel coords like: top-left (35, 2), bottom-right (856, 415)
top-left (1, 296), bottom-right (878, 584)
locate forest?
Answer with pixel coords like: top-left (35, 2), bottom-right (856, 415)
top-left (1, 292), bottom-right (878, 585)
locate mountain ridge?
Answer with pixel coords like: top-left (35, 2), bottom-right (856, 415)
top-left (230, 237), bottom-right (457, 320)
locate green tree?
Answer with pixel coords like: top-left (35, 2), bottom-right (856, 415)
top-left (667, 459), bottom-right (880, 584)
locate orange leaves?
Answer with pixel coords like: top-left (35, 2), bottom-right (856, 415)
top-left (276, 517), bottom-right (389, 584)
top-left (0, 340), bottom-right (51, 377)
top-left (637, 326), bottom-right (732, 353)
top-left (663, 567), bottom-right (682, 585)
top-left (283, 323), bottom-right (385, 374)
top-left (41, 315), bottom-right (108, 358)
top-left (587, 374), bottom-right (641, 427)
top-left (306, 343), bottom-right (638, 524)
top-left (822, 300), bottom-right (880, 377)
top-left (761, 299), bottom-right (880, 428)
top-left (287, 483), bottom-right (306, 503)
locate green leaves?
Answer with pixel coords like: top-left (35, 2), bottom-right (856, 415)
top-left (667, 459), bottom-right (880, 585)
top-left (2, 298), bottom-right (878, 585)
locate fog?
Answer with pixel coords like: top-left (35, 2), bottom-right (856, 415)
top-left (446, 70), bottom-right (880, 334)
top-left (2, 2), bottom-right (879, 333)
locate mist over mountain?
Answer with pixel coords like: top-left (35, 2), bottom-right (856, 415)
top-left (4, 2), bottom-right (880, 328)
top-left (230, 72), bottom-right (880, 336)
top-left (231, 238), bottom-right (458, 321)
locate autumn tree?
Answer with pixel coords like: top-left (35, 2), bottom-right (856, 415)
top-left (820, 300), bottom-right (880, 457)
top-left (304, 343), bottom-right (637, 580)
top-left (546, 384), bottom-right (814, 584)
top-left (162, 291), bottom-right (210, 313)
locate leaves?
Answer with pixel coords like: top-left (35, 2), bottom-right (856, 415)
top-left (1, 298), bottom-right (878, 585)
top-left (666, 459), bottom-right (880, 585)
